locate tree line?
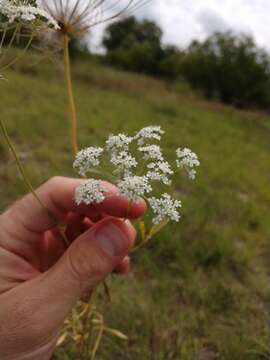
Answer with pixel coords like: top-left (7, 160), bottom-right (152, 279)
top-left (100, 16), bottom-right (270, 110)
top-left (4, 15), bottom-right (270, 110)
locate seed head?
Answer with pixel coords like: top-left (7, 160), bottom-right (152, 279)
top-left (40, 0), bottom-right (149, 38)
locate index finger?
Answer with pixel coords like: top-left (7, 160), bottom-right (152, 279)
top-left (4, 177), bottom-right (146, 237)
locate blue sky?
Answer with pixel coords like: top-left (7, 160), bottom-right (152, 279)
top-left (89, 0), bottom-right (270, 52)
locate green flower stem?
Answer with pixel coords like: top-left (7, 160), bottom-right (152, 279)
top-left (131, 218), bottom-right (169, 253)
top-left (0, 118), bottom-right (69, 247)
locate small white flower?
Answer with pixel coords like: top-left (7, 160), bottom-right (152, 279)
top-left (73, 147), bottom-right (103, 176)
top-left (135, 126), bottom-right (165, 146)
top-left (106, 133), bottom-right (136, 176)
top-left (176, 148), bottom-right (200, 180)
top-left (111, 151), bottom-right (137, 174)
top-left (188, 169), bottom-right (197, 180)
top-left (106, 133), bottom-right (133, 153)
top-left (147, 161), bottom-right (174, 185)
top-left (75, 179), bottom-right (107, 205)
top-left (139, 145), bottom-right (164, 161)
top-left (118, 175), bottom-right (152, 202)
top-left (148, 193), bottom-right (182, 225)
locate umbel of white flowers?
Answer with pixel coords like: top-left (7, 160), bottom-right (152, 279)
top-left (73, 126), bottom-right (200, 225)
top-left (0, 0), bottom-right (59, 29)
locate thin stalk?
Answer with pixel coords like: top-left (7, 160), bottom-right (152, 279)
top-left (0, 31), bottom-right (34, 72)
top-left (0, 118), bottom-right (69, 247)
top-left (91, 312), bottom-right (104, 360)
top-left (63, 34), bottom-right (79, 159)
top-left (78, 303), bottom-right (92, 358)
top-left (0, 24), bottom-right (8, 51)
top-left (0, 119), bottom-right (46, 209)
top-left (0, 23), bottom-right (20, 66)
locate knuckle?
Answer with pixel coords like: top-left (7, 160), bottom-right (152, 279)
top-left (0, 206), bottom-right (21, 240)
top-left (47, 176), bottom-right (64, 187)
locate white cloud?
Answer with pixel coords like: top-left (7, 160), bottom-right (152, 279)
top-left (89, 0), bottom-right (270, 52)
top-left (197, 9), bottom-right (230, 36)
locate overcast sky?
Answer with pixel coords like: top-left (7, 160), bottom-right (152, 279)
top-left (89, 0), bottom-right (270, 52)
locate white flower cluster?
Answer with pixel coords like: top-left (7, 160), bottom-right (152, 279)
top-left (139, 144), bottom-right (163, 161)
top-left (118, 175), bottom-right (152, 202)
top-left (73, 126), bottom-right (200, 225)
top-left (147, 160), bottom-right (173, 185)
top-left (73, 147), bottom-right (103, 176)
top-left (176, 148), bottom-right (200, 180)
top-left (139, 144), bottom-right (173, 185)
top-left (110, 151), bottom-right (138, 175)
top-left (149, 194), bottom-right (182, 225)
top-left (75, 179), bottom-right (107, 205)
top-left (106, 133), bottom-right (137, 175)
top-left (0, 0), bottom-right (59, 29)
top-left (106, 133), bottom-right (133, 153)
top-left (135, 126), bottom-right (165, 146)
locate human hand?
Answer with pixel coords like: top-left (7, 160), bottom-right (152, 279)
top-left (0, 177), bottom-right (146, 360)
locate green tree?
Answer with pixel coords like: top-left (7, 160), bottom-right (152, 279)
top-left (103, 16), bottom-right (165, 76)
top-left (103, 16), bottom-right (162, 51)
top-left (180, 32), bottom-right (270, 109)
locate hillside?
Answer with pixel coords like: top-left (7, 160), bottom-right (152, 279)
top-left (1, 52), bottom-right (270, 359)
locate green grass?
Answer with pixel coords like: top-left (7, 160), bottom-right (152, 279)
top-left (1, 51), bottom-right (270, 359)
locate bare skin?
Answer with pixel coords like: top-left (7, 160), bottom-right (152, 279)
top-left (0, 177), bottom-right (146, 360)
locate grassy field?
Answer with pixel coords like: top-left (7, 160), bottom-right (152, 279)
top-left (1, 51), bottom-right (270, 359)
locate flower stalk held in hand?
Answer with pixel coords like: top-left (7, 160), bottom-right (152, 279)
top-left (73, 126), bottom-right (200, 246)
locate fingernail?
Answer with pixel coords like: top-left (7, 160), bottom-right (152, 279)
top-left (96, 221), bottom-right (128, 257)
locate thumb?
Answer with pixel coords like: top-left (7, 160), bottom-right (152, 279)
top-left (34, 218), bottom-right (134, 315)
